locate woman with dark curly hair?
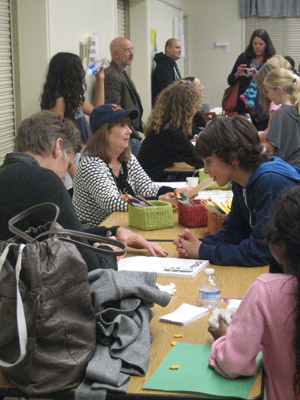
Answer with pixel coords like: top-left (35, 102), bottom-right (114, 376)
top-left (41, 52), bottom-right (104, 142)
top-left (227, 29), bottom-right (275, 121)
top-left (174, 116), bottom-right (300, 269)
top-left (40, 52), bottom-right (105, 193)
top-left (137, 80), bottom-right (203, 181)
top-left (208, 184), bottom-right (300, 400)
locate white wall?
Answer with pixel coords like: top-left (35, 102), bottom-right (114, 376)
top-left (47, 0), bottom-right (116, 103)
top-left (15, 0), bottom-right (49, 119)
top-left (13, 0), bottom-right (244, 122)
top-left (14, 0), bottom-right (117, 120)
top-left (129, 0), bottom-right (151, 121)
top-left (188, 0), bottom-right (244, 108)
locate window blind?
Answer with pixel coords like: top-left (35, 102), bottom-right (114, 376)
top-left (117, 0), bottom-right (127, 38)
top-left (245, 17), bottom-right (300, 68)
top-left (0, 0), bottom-right (15, 165)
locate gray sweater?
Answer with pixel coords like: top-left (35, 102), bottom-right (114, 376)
top-left (266, 104), bottom-right (300, 167)
top-left (75, 269), bottom-right (171, 399)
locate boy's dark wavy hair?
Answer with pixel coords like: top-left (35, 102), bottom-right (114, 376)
top-left (40, 52), bottom-right (86, 119)
top-left (195, 116), bottom-right (269, 171)
top-left (264, 184), bottom-right (300, 396)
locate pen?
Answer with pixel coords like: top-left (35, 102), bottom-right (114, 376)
top-left (147, 239), bottom-right (174, 242)
top-left (135, 194), bottom-right (154, 206)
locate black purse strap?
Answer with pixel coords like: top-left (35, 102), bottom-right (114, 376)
top-left (8, 202), bottom-right (126, 256)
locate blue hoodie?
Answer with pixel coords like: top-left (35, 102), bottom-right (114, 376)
top-left (199, 157), bottom-right (300, 268)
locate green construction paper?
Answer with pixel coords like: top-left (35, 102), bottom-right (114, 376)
top-left (143, 343), bottom-right (262, 399)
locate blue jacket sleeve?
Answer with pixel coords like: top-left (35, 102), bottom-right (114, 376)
top-left (198, 176), bottom-right (283, 267)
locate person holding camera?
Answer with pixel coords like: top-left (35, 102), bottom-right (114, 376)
top-left (227, 29), bottom-right (275, 118)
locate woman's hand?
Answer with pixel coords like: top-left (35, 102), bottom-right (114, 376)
top-left (235, 64), bottom-right (248, 78)
top-left (174, 229), bottom-right (201, 259)
top-left (95, 66), bottom-right (105, 81)
top-left (159, 192), bottom-right (178, 207)
top-left (208, 316), bottom-right (229, 340)
top-left (116, 227), bottom-right (168, 257)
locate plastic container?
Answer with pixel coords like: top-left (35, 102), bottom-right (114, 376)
top-left (86, 58), bottom-right (110, 77)
top-left (198, 268), bottom-right (221, 309)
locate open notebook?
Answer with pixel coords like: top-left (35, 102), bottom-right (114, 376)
top-left (118, 257), bottom-right (209, 278)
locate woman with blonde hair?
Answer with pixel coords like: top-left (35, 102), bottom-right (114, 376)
top-left (137, 80), bottom-right (203, 181)
top-left (255, 55), bottom-right (292, 142)
top-left (263, 68), bottom-right (300, 166)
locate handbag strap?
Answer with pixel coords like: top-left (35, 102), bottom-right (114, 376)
top-left (0, 243), bottom-right (28, 367)
top-left (9, 202), bottom-right (60, 243)
top-left (8, 203), bottom-right (126, 256)
top-left (34, 229), bottom-right (127, 256)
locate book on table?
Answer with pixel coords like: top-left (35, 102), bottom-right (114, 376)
top-left (118, 257), bottom-right (209, 278)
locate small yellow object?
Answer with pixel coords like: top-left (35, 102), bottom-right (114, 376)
top-left (173, 334), bottom-right (183, 338)
top-left (171, 341), bottom-right (177, 346)
top-left (169, 365), bottom-right (179, 370)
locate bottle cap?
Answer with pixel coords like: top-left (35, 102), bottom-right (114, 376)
top-left (204, 267), bottom-right (214, 275)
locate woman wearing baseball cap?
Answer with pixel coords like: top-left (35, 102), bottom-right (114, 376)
top-left (73, 104), bottom-right (188, 226)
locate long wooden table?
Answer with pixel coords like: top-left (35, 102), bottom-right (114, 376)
top-left (100, 211), bottom-right (268, 399)
top-left (0, 211), bottom-right (267, 399)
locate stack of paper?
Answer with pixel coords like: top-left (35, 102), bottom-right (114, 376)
top-left (118, 257), bottom-right (209, 279)
top-left (160, 303), bottom-right (208, 325)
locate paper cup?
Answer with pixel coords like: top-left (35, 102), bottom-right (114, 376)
top-left (186, 177), bottom-right (199, 187)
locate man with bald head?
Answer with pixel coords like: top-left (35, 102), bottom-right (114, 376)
top-left (151, 38), bottom-right (182, 106)
top-left (104, 37), bottom-right (143, 156)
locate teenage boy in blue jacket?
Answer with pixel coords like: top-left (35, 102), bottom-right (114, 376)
top-left (174, 116), bottom-right (300, 271)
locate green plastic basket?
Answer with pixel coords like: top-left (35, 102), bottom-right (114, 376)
top-left (198, 168), bottom-right (231, 190)
top-left (128, 200), bottom-right (174, 230)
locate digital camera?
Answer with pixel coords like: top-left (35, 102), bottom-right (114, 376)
top-left (246, 68), bottom-right (254, 76)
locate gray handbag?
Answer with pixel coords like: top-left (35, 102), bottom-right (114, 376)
top-left (0, 202), bottom-right (126, 395)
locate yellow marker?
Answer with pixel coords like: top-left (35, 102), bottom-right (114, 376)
top-left (171, 341), bottom-right (177, 346)
top-left (169, 365), bottom-right (179, 370)
top-left (173, 334), bottom-right (183, 338)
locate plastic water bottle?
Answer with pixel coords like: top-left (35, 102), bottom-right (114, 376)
top-left (198, 268), bottom-right (221, 309)
top-left (245, 113), bottom-right (252, 123)
top-left (85, 58), bottom-right (110, 77)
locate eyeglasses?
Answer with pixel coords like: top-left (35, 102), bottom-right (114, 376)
top-left (123, 48), bottom-right (134, 54)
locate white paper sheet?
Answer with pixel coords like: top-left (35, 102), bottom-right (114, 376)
top-left (160, 303), bottom-right (208, 325)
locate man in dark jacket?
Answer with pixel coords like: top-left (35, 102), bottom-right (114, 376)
top-left (0, 111), bottom-right (167, 272)
top-left (151, 38), bottom-right (182, 105)
top-left (104, 37), bottom-right (143, 156)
